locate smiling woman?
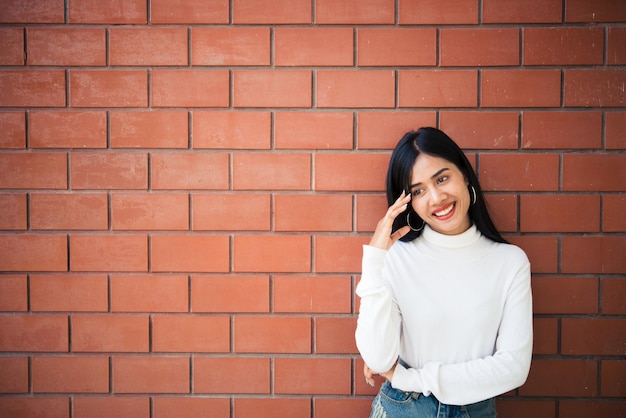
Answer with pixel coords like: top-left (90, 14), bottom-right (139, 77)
top-left (356, 127), bottom-right (533, 417)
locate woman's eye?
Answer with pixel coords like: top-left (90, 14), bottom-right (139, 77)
top-left (411, 189), bottom-right (423, 197)
top-left (437, 176), bottom-right (448, 184)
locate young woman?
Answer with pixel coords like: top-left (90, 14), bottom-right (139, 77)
top-left (355, 127), bottom-right (532, 417)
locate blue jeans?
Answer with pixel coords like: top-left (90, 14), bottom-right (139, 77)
top-left (370, 381), bottom-right (497, 418)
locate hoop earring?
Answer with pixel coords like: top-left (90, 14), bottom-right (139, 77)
top-left (469, 184), bottom-right (477, 206)
top-left (406, 211), bottom-right (425, 232)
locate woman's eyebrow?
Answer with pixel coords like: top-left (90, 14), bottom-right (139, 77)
top-left (409, 167), bottom-right (450, 189)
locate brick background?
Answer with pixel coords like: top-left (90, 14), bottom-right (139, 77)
top-left (0, 1), bottom-right (624, 417)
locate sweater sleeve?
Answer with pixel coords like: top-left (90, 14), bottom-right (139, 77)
top-left (354, 245), bottom-right (402, 374)
top-left (391, 260), bottom-right (533, 405)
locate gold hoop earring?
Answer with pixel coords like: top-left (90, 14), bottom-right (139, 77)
top-left (469, 184), bottom-right (477, 206)
top-left (406, 211), bottom-right (425, 232)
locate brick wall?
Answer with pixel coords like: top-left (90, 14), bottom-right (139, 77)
top-left (0, 0), bottom-right (624, 417)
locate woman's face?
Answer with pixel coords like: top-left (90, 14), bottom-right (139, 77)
top-left (408, 153), bottom-right (472, 236)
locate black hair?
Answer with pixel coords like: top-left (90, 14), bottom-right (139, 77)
top-left (386, 127), bottom-right (507, 244)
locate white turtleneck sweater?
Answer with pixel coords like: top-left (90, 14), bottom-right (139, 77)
top-left (355, 225), bottom-right (532, 406)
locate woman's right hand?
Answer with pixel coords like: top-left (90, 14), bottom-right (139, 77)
top-left (369, 192), bottom-right (412, 250)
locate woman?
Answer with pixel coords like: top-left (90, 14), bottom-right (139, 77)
top-left (355, 127), bottom-right (532, 417)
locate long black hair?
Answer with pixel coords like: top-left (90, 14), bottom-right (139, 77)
top-left (386, 127), bottom-right (507, 244)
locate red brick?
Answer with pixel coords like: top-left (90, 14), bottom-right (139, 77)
top-left (151, 0), bottom-right (229, 24)
top-left (562, 236), bottom-right (626, 274)
top-left (399, 70), bottom-right (477, 108)
top-left (110, 28), bottom-right (187, 66)
top-left (441, 28), bottom-right (519, 66)
top-left (70, 70), bottom-right (148, 108)
top-left (562, 318), bottom-right (626, 356)
top-left (234, 235), bottom-right (310, 273)
top-left (522, 111), bottom-right (602, 149)
top-left (192, 111), bottom-right (271, 150)
top-left (532, 276), bottom-right (598, 314)
top-left (153, 315), bottom-right (230, 353)
top-left (192, 28), bottom-right (269, 66)
top-left (315, 235), bottom-right (370, 273)
top-left (0, 112), bottom-right (25, 148)
top-left (483, 0), bottom-right (562, 23)
top-left (274, 275), bottom-right (351, 313)
top-left (495, 400), bottom-right (555, 418)
top-left (399, 0), bottom-right (477, 24)
top-left (482, 70), bottom-right (561, 108)
top-left (234, 70), bottom-right (311, 108)
top-left (606, 111), bottom-right (626, 150)
top-left (602, 278), bottom-right (626, 315)
top-left (30, 111), bottom-right (107, 149)
top-left (507, 236), bottom-right (558, 274)
top-left (192, 193), bottom-right (270, 231)
top-left (524, 27), bottom-right (603, 66)
top-left (520, 359), bottom-right (597, 397)
top-left (601, 360), bottom-right (626, 397)
top-left (154, 397), bottom-right (230, 418)
top-left (564, 69), bottom-right (626, 107)
top-left (479, 153), bottom-right (559, 192)
top-left (234, 398), bottom-right (310, 418)
top-left (111, 193), bottom-right (188, 231)
top-left (358, 28), bottom-right (436, 66)
top-left (0, 235), bottom-right (67, 272)
top-left (72, 315), bottom-right (149, 352)
top-left (233, 0), bottom-right (311, 24)
top-left (70, 152), bottom-right (147, 190)
top-left (30, 274), bottom-right (108, 312)
top-left (274, 358), bottom-right (351, 395)
top-left (440, 112), bottom-right (519, 149)
top-left (0, 357), bottom-right (28, 393)
top-left (0, 194), bottom-right (26, 230)
top-left (0, 397), bottom-right (69, 418)
top-left (0, 70), bottom-right (65, 107)
top-left (0, 275), bottom-right (27, 311)
top-left (111, 274), bottom-right (188, 313)
top-left (559, 400), bottom-right (626, 418)
top-left (315, 317), bottom-right (358, 354)
top-left (484, 193), bottom-right (518, 233)
top-left (31, 193), bottom-right (108, 230)
top-left (233, 153), bottom-right (311, 191)
top-left (276, 28), bottom-right (352, 67)
top-left (113, 356), bottom-right (189, 393)
top-left (355, 194), bottom-right (389, 232)
top-left (566, 0), bottom-right (626, 22)
top-left (151, 235), bottom-right (229, 273)
top-left (275, 112), bottom-right (353, 149)
top-left (110, 111), bottom-right (188, 149)
top-left (608, 27), bottom-right (626, 65)
top-left (0, 28), bottom-right (24, 65)
top-left (0, 0), bottom-right (64, 23)
top-left (533, 317), bottom-right (558, 355)
top-left (316, 0), bottom-right (394, 24)
top-left (151, 153), bottom-right (229, 190)
top-left (191, 275), bottom-right (270, 313)
top-left (318, 70), bottom-right (395, 108)
top-left (315, 398), bottom-right (374, 418)
top-left (520, 194), bottom-right (600, 232)
top-left (234, 316), bottom-right (311, 353)
top-left (0, 152), bottom-right (66, 189)
top-left (74, 397), bottom-right (150, 418)
top-left (194, 357), bottom-right (270, 394)
top-left (68, 0), bottom-right (146, 23)
top-left (563, 154), bottom-right (626, 191)
top-left (32, 356), bottom-right (108, 393)
top-left (152, 70), bottom-right (229, 108)
top-left (357, 112), bottom-right (436, 150)
top-left (274, 194), bottom-right (352, 232)
top-left (27, 28), bottom-right (105, 66)
top-left (70, 235), bottom-right (148, 272)
top-left (315, 153), bottom-right (388, 192)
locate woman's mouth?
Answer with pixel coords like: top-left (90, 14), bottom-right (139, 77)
top-left (433, 202), bottom-right (456, 219)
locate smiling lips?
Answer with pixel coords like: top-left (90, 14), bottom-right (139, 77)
top-left (433, 202), bottom-right (456, 219)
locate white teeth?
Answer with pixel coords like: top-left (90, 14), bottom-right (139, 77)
top-left (434, 204), bottom-right (454, 217)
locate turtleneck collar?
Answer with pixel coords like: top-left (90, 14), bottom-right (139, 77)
top-left (421, 224), bottom-right (481, 249)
